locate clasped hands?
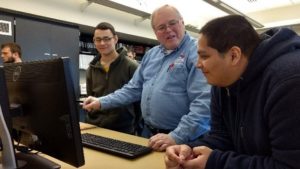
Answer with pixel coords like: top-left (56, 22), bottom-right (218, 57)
top-left (164, 145), bottom-right (212, 169)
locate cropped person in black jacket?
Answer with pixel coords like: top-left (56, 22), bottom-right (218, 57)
top-left (85, 22), bottom-right (139, 134)
top-left (164, 15), bottom-right (300, 169)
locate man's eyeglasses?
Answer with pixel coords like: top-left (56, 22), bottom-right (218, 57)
top-left (93, 36), bottom-right (114, 43)
top-left (155, 19), bottom-right (180, 32)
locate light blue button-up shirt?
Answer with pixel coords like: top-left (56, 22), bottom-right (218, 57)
top-left (100, 33), bottom-right (211, 144)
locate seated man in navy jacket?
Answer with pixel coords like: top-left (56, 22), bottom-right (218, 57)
top-left (165, 15), bottom-right (300, 169)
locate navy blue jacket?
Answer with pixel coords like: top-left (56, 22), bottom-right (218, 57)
top-left (190, 28), bottom-right (300, 169)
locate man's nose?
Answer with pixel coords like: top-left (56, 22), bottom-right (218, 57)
top-left (196, 59), bottom-right (203, 69)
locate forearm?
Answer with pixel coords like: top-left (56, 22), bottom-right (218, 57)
top-left (170, 105), bottom-right (210, 144)
top-left (100, 82), bottom-right (142, 110)
top-left (171, 87), bottom-right (211, 144)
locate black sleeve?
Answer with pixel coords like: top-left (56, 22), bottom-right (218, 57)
top-left (128, 60), bottom-right (139, 78)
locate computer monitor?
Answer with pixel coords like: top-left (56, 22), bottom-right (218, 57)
top-left (0, 66), bottom-right (17, 168)
top-left (3, 57), bottom-right (84, 167)
top-left (0, 66), bottom-right (13, 135)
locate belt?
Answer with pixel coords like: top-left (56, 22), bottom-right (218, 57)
top-left (145, 123), bottom-right (171, 135)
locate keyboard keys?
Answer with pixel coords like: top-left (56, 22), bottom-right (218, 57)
top-left (81, 133), bottom-right (152, 159)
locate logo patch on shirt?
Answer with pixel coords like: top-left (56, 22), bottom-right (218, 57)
top-left (167, 53), bottom-right (185, 72)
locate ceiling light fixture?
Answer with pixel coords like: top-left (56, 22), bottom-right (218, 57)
top-left (203, 0), bottom-right (264, 28)
top-left (87, 0), bottom-right (200, 33)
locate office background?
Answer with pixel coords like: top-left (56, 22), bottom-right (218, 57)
top-left (1, 1), bottom-right (300, 168)
top-left (1, 0), bottom-right (300, 39)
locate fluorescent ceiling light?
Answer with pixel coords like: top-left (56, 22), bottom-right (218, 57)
top-left (203, 0), bottom-right (264, 28)
top-left (88, 0), bottom-right (211, 33)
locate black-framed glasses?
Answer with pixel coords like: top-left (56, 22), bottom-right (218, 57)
top-left (93, 36), bottom-right (114, 43)
top-left (155, 19), bottom-right (180, 32)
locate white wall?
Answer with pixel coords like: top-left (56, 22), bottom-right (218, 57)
top-left (0, 0), bottom-right (157, 40)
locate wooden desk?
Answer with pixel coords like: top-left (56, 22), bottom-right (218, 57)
top-left (42, 127), bottom-right (165, 169)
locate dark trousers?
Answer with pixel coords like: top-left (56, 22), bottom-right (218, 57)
top-left (141, 123), bottom-right (171, 138)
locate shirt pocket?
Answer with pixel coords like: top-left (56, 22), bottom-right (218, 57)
top-left (161, 63), bottom-right (187, 93)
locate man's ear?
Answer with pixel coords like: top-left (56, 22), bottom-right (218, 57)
top-left (229, 46), bottom-right (242, 66)
top-left (12, 52), bottom-right (19, 59)
top-left (114, 35), bottom-right (118, 45)
top-left (12, 52), bottom-right (20, 59)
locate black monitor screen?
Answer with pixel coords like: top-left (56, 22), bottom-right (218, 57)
top-left (0, 66), bottom-right (18, 168)
top-left (0, 67), bottom-right (13, 134)
top-left (3, 57), bottom-right (84, 167)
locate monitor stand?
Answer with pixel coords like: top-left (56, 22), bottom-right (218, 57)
top-left (0, 106), bottom-right (17, 168)
top-left (0, 106), bottom-right (61, 169)
top-left (15, 152), bottom-right (61, 169)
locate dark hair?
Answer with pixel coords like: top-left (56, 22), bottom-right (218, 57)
top-left (95, 22), bottom-right (117, 35)
top-left (126, 46), bottom-right (134, 53)
top-left (1, 42), bottom-right (22, 58)
top-left (199, 15), bottom-right (260, 58)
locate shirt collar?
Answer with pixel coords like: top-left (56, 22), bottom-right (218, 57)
top-left (159, 32), bottom-right (188, 55)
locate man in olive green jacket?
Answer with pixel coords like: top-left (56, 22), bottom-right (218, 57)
top-left (85, 22), bottom-right (139, 134)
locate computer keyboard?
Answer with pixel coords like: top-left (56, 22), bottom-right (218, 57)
top-left (81, 133), bottom-right (152, 159)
